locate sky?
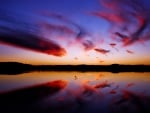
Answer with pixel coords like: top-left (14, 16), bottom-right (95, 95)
top-left (0, 0), bottom-right (150, 65)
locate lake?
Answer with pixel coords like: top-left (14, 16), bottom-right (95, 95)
top-left (0, 71), bottom-right (150, 113)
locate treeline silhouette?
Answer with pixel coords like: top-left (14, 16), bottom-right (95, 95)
top-left (0, 62), bottom-right (150, 74)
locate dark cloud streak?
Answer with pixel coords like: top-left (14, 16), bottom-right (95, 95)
top-left (0, 10), bottom-right (68, 56)
top-left (94, 48), bottom-right (110, 55)
top-left (0, 28), bottom-right (66, 56)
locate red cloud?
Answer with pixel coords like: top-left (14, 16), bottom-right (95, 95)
top-left (94, 48), bottom-right (110, 54)
top-left (92, 0), bottom-right (150, 46)
top-left (109, 43), bottom-right (116, 47)
top-left (0, 28), bottom-right (66, 57)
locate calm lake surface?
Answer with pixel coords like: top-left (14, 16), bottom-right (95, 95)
top-left (0, 72), bottom-right (150, 113)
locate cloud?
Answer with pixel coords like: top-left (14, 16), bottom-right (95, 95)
top-left (0, 10), bottom-right (70, 56)
top-left (0, 27), bottom-right (66, 56)
top-left (109, 43), bottom-right (116, 47)
top-left (40, 23), bottom-right (75, 36)
top-left (40, 12), bottom-right (95, 51)
top-left (126, 50), bottom-right (134, 54)
top-left (92, 0), bottom-right (150, 46)
top-left (82, 40), bottom-right (95, 51)
top-left (0, 10), bottom-right (95, 56)
top-left (94, 48), bottom-right (110, 55)
top-left (40, 12), bottom-right (87, 38)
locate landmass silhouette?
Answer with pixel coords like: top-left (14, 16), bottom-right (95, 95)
top-left (0, 62), bottom-right (150, 74)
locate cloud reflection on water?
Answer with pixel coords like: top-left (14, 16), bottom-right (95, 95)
top-left (0, 72), bottom-right (150, 113)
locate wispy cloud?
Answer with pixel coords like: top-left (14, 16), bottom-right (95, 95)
top-left (126, 50), bottom-right (134, 54)
top-left (0, 11), bottom-right (66, 56)
top-left (92, 0), bottom-right (150, 46)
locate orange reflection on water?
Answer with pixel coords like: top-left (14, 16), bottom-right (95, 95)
top-left (0, 72), bottom-right (150, 113)
top-left (0, 72), bottom-right (150, 93)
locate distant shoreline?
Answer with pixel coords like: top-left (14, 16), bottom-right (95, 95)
top-left (0, 62), bottom-right (150, 74)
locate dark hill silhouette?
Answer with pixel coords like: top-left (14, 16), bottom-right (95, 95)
top-left (0, 62), bottom-right (150, 74)
top-left (0, 62), bottom-right (32, 74)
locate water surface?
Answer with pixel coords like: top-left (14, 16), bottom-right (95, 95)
top-left (0, 72), bottom-right (150, 113)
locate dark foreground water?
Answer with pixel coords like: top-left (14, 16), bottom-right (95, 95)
top-left (0, 72), bottom-right (150, 113)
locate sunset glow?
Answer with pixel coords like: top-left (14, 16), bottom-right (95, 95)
top-left (0, 0), bottom-right (150, 65)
